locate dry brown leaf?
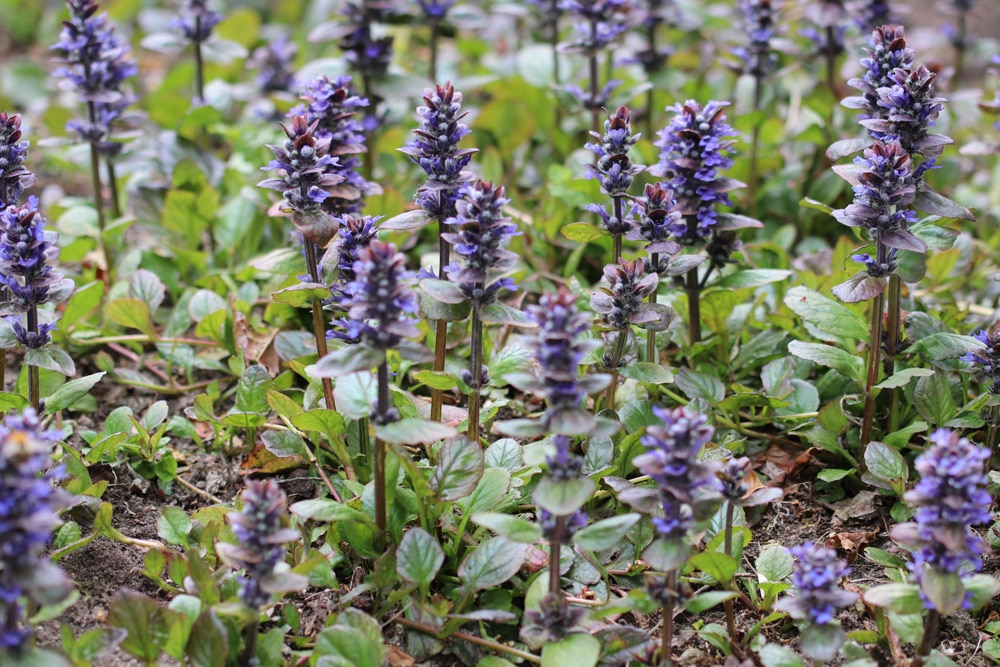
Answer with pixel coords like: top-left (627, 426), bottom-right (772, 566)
top-left (386, 646), bottom-right (416, 667)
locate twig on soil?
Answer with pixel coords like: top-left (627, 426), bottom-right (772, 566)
top-left (393, 616), bottom-right (541, 663)
top-left (174, 474), bottom-right (226, 505)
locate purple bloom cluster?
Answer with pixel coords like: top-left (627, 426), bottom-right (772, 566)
top-left (442, 181), bottom-right (519, 307)
top-left (833, 139), bottom-right (923, 279)
top-left (258, 116), bottom-right (342, 217)
top-left (0, 197), bottom-right (75, 319)
top-left (844, 25), bottom-right (914, 122)
top-left (891, 429), bottom-right (991, 594)
top-left (292, 75), bottom-right (371, 215)
top-left (52, 0), bottom-right (137, 148)
top-left (586, 106), bottom-right (641, 198)
top-left (857, 0), bottom-right (894, 31)
top-left (327, 215), bottom-right (380, 345)
top-left (775, 542), bottom-right (857, 624)
top-left (0, 113), bottom-right (34, 210)
top-left (632, 406), bottom-right (719, 540)
top-left (0, 409), bottom-right (72, 652)
top-left (521, 590), bottom-right (587, 646)
top-left (591, 259), bottom-right (659, 330)
top-left (338, 1), bottom-right (394, 82)
top-left (540, 506), bottom-right (588, 541)
top-left (216, 479), bottom-right (300, 609)
top-left (732, 0), bottom-right (778, 80)
top-left (633, 0), bottom-right (675, 74)
top-left (560, 0), bottom-right (629, 53)
top-left (171, 0), bottom-right (223, 44)
top-left (626, 183), bottom-right (682, 269)
top-left (963, 328), bottom-right (1000, 394)
top-left (344, 240), bottom-right (420, 352)
top-left (717, 456), bottom-right (752, 501)
top-left (400, 83), bottom-right (477, 222)
top-left (417, 0), bottom-right (457, 19)
top-left (799, 25), bottom-right (846, 60)
top-left (653, 101), bottom-right (738, 244)
top-left (250, 36), bottom-right (298, 94)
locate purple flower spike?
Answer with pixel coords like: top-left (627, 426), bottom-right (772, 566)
top-left (586, 105), bottom-right (642, 199)
top-left (327, 215), bottom-right (380, 345)
top-left (417, 0), bottom-right (457, 19)
top-left (963, 328), bottom-right (1000, 395)
top-left (626, 183), bottom-right (683, 262)
top-left (216, 479), bottom-right (301, 609)
top-left (653, 101), bottom-right (738, 244)
top-left (345, 240), bottom-right (420, 352)
top-left (171, 0), bottom-right (223, 44)
top-left (776, 542), bottom-right (858, 624)
top-left (732, 0), bottom-right (779, 81)
top-left (560, 0), bottom-right (629, 53)
top-left (0, 409), bottom-right (72, 652)
top-left (844, 25), bottom-right (914, 122)
top-left (890, 430), bottom-right (991, 603)
top-left (250, 36), bottom-right (298, 94)
top-left (0, 113), bottom-right (35, 209)
top-left (258, 116), bottom-right (343, 222)
top-left (591, 258), bottom-right (659, 330)
top-left (338, 1), bottom-right (394, 82)
top-left (0, 197), bottom-right (75, 311)
top-left (632, 406), bottom-right (719, 540)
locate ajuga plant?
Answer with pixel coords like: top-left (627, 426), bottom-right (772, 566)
top-left (585, 105), bottom-right (641, 262)
top-left (527, 0), bottom-right (566, 85)
top-left (732, 0), bottom-right (779, 212)
top-left (248, 35), bottom-right (298, 120)
top-left (292, 75), bottom-right (372, 217)
top-left (0, 197), bottom-right (76, 408)
top-left (631, 406), bottom-right (720, 665)
top-left (560, 0), bottom-right (629, 134)
top-left (172, 0), bottom-right (223, 103)
top-left (52, 0), bottom-right (138, 264)
top-left (652, 100), bottom-right (745, 345)
top-left (591, 259), bottom-right (660, 410)
top-left (856, 0), bottom-right (894, 33)
top-left (313, 240), bottom-right (422, 536)
top-left (626, 183), bottom-right (681, 362)
top-left (800, 0), bottom-right (849, 93)
top-left (0, 409), bottom-right (74, 659)
top-left (216, 479), bottom-right (306, 666)
top-left (774, 543), bottom-right (859, 662)
top-left (882, 429), bottom-right (990, 667)
top-left (258, 116), bottom-right (343, 411)
top-left (964, 327), bottom-right (1000, 451)
top-left (500, 291), bottom-right (612, 637)
top-left (634, 0), bottom-right (676, 136)
top-left (396, 82), bottom-right (477, 423)
top-left (416, 0), bottom-right (457, 82)
top-left (441, 181), bottom-right (519, 440)
top-left (945, 0), bottom-right (976, 84)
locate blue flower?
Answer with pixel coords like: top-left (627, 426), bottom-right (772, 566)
top-left (560, 0), bottom-right (629, 52)
top-left (171, 0), bottom-right (223, 44)
top-left (0, 197), bottom-right (75, 310)
top-left (0, 113), bottom-right (34, 209)
top-left (344, 240), bottom-right (420, 352)
top-left (337, 1), bottom-right (394, 81)
top-left (258, 116), bottom-right (343, 218)
top-left (586, 105), bottom-right (642, 198)
top-left (417, 0), bottom-right (457, 19)
top-left (626, 183), bottom-right (683, 261)
top-left (775, 542), bottom-right (858, 624)
top-left (327, 215), bottom-right (380, 344)
top-left (732, 0), bottom-right (778, 80)
top-left (216, 480), bottom-right (300, 609)
top-left (652, 101), bottom-right (738, 244)
top-left (590, 259), bottom-right (658, 330)
top-left (963, 328), bottom-right (1000, 394)
top-left (250, 36), bottom-right (298, 93)
top-left (844, 25), bottom-right (914, 122)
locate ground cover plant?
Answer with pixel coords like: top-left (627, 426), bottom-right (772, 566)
top-left (1, 0), bottom-right (1000, 665)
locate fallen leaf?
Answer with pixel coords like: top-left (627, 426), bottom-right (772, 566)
top-left (827, 529), bottom-right (879, 562)
top-left (241, 441), bottom-right (305, 474)
top-left (386, 646), bottom-right (416, 667)
top-left (822, 490), bottom-right (879, 523)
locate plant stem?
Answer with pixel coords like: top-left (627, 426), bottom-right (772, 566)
top-left (612, 195), bottom-right (624, 262)
top-left (884, 274), bottom-right (902, 433)
top-left (986, 406), bottom-right (999, 454)
top-left (602, 328), bottom-right (628, 412)
top-left (911, 610), bottom-right (940, 667)
top-left (588, 21), bottom-right (600, 137)
top-left (106, 157), bottom-right (121, 220)
top-left (27, 307), bottom-right (39, 410)
top-left (748, 76), bottom-right (762, 219)
top-left (430, 19), bottom-right (439, 82)
top-left (394, 617), bottom-right (541, 663)
top-left (375, 360), bottom-right (390, 537)
top-left (723, 501), bottom-right (738, 644)
top-left (661, 570), bottom-right (676, 667)
top-left (824, 27), bottom-right (836, 96)
top-left (194, 23), bottom-right (205, 103)
top-left (85, 101), bottom-right (110, 280)
top-left (953, 12), bottom-right (967, 87)
top-left (431, 232), bottom-right (451, 423)
top-left (303, 241), bottom-right (336, 411)
top-left (685, 266), bottom-right (701, 346)
top-left (860, 288), bottom-right (885, 451)
top-left (359, 415), bottom-right (371, 469)
top-left (467, 303), bottom-right (483, 441)
top-left (549, 515), bottom-right (565, 596)
top-left (240, 618), bottom-right (259, 667)
top-left (646, 252), bottom-right (660, 363)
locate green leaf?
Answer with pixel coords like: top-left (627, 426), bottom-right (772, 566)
top-left (377, 418), bottom-right (457, 446)
top-left (572, 514), bottom-right (640, 552)
top-left (271, 282), bottom-right (332, 307)
top-left (783, 286), bottom-right (869, 341)
top-left (290, 409), bottom-right (346, 438)
top-left (25, 345), bottom-right (76, 376)
top-left (432, 437), bottom-right (485, 501)
top-left (108, 591), bottom-right (173, 663)
top-left (471, 512), bottom-right (543, 543)
top-left (798, 196), bottom-right (835, 214)
top-left (673, 368), bottom-right (725, 403)
top-left (311, 346), bottom-right (385, 379)
top-left (314, 610), bottom-right (386, 667)
top-left (913, 373), bottom-right (957, 426)
top-left (561, 222), bottom-right (608, 243)
top-left (266, 390), bottom-right (303, 419)
top-left (44, 372), bottom-right (105, 414)
top-left (411, 370), bottom-right (459, 390)
top-left (618, 362), bottom-right (673, 384)
top-left (532, 476), bottom-right (595, 515)
top-left (862, 582), bottom-right (924, 614)
top-left (1, 648), bottom-right (71, 667)
top-left (962, 574), bottom-right (1000, 609)
top-left (756, 545), bottom-right (793, 582)
top-left (642, 538), bottom-right (691, 572)
top-left (488, 345), bottom-right (533, 387)
top-left (334, 371), bottom-right (377, 420)
top-left (909, 333), bottom-right (982, 361)
top-left (186, 610), bottom-right (229, 667)
top-left (541, 633), bottom-right (600, 667)
top-left (130, 270), bottom-right (166, 312)
top-left (759, 643), bottom-right (807, 667)
top-left (396, 528), bottom-right (444, 590)
top-left (157, 507), bottom-right (192, 548)
top-left (912, 189), bottom-right (975, 220)
top-left (107, 297), bottom-right (158, 338)
top-left (261, 430), bottom-right (308, 459)
top-left (787, 341), bottom-right (865, 386)
top-left (458, 467), bottom-right (511, 514)
top-left (685, 591), bottom-right (740, 613)
top-left (800, 623), bottom-right (845, 663)
top-left (485, 439), bottom-right (523, 471)
top-left (863, 441), bottom-right (908, 491)
top-left (458, 537), bottom-right (528, 592)
top-left (921, 568), bottom-right (965, 615)
top-left (225, 365), bottom-right (273, 427)
top-left (874, 367), bottom-right (935, 389)
top-left (714, 269), bottom-right (791, 290)
top-left (690, 551), bottom-right (739, 585)
top-left (480, 303), bottom-right (534, 326)
top-left (290, 499), bottom-right (374, 526)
